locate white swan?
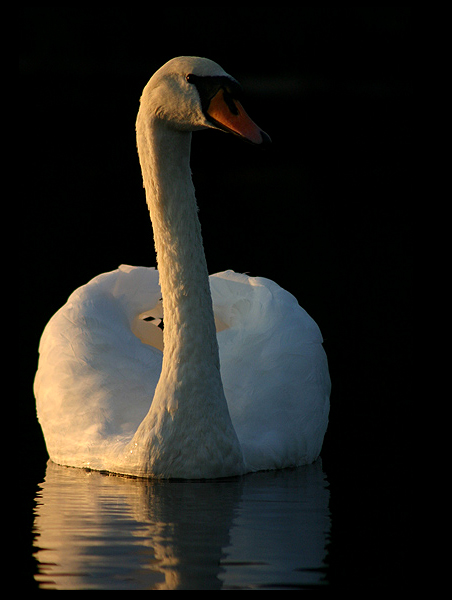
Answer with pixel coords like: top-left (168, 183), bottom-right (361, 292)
top-left (34, 57), bottom-right (330, 479)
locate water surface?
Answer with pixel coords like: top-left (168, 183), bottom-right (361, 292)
top-left (33, 460), bottom-right (330, 589)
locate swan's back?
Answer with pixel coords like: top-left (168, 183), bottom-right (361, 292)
top-left (35, 266), bottom-right (330, 474)
top-left (210, 271), bottom-right (330, 471)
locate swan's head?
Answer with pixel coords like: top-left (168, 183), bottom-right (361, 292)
top-left (139, 56), bottom-right (270, 145)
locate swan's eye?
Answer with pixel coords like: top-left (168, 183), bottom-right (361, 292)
top-left (186, 73), bottom-right (194, 83)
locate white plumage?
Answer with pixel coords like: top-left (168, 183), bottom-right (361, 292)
top-left (35, 57), bottom-right (330, 478)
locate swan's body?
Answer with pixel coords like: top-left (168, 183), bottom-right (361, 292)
top-left (35, 57), bottom-right (330, 478)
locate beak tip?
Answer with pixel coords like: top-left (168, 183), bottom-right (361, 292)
top-left (259, 130), bottom-right (272, 145)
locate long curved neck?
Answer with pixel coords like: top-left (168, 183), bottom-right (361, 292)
top-left (137, 116), bottom-right (218, 373)
top-left (131, 108), bottom-right (244, 478)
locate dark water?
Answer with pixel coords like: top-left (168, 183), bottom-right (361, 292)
top-left (32, 461), bottom-right (330, 590)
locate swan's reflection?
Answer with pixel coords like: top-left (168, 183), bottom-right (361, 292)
top-left (33, 461), bottom-right (330, 589)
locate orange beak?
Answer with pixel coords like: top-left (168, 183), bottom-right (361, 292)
top-left (206, 88), bottom-right (271, 145)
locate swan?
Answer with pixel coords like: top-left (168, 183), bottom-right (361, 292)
top-left (34, 56), bottom-right (330, 479)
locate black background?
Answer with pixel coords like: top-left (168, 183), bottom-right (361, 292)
top-left (19, 7), bottom-right (413, 588)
